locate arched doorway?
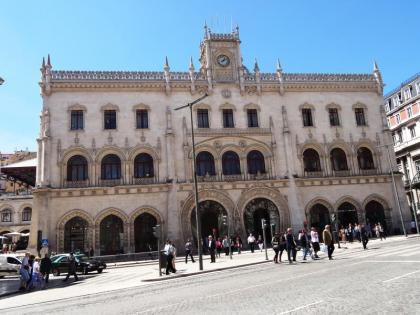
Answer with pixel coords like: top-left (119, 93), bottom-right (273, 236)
top-left (365, 200), bottom-right (386, 228)
top-left (134, 213), bottom-right (157, 252)
top-left (190, 200), bottom-right (228, 243)
top-left (309, 204), bottom-right (330, 233)
top-left (64, 217), bottom-right (88, 253)
top-left (16, 229), bottom-right (30, 250)
top-left (100, 215), bottom-right (124, 255)
top-left (337, 202), bottom-right (358, 227)
top-left (243, 198), bottom-right (280, 241)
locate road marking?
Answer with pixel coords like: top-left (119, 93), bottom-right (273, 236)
top-left (376, 247), bottom-right (418, 257)
top-left (277, 301), bottom-right (324, 315)
top-left (366, 260), bottom-right (420, 263)
top-left (383, 269), bottom-right (420, 283)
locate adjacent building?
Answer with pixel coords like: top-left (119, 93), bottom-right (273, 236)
top-left (385, 73), bottom-right (420, 220)
top-left (27, 26), bottom-right (410, 255)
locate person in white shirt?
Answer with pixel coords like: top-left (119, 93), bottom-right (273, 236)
top-left (247, 233), bottom-right (256, 253)
top-left (164, 240), bottom-right (176, 275)
top-left (310, 227), bottom-right (320, 259)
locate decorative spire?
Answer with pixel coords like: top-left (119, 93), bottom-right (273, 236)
top-left (373, 60), bottom-right (379, 72)
top-left (276, 58), bottom-right (282, 72)
top-left (164, 56), bottom-right (170, 70)
top-left (254, 58), bottom-right (260, 73)
top-left (204, 21), bottom-right (209, 39)
top-left (41, 57), bottom-right (45, 69)
top-left (276, 59), bottom-right (284, 95)
top-left (47, 54), bottom-right (51, 67)
top-left (373, 60), bottom-right (383, 95)
top-left (189, 56), bottom-right (195, 71)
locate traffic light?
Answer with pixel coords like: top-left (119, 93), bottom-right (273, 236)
top-left (222, 215), bottom-right (228, 225)
top-left (261, 219), bottom-right (267, 228)
top-left (152, 225), bottom-right (161, 238)
top-left (331, 214), bottom-right (336, 222)
top-left (270, 223), bottom-right (276, 230)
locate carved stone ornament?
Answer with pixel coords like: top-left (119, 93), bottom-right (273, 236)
top-left (140, 130), bottom-right (146, 143)
top-left (214, 141), bottom-right (222, 149)
top-left (107, 132), bottom-right (113, 144)
top-left (221, 89), bottom-right (231, 98)
top-left (308, 129), bottom-right (313, 139)
top-left (239, 140), bottom-right (246, 148)
top-left (335, 129), bottom-right (340, 139)
top-left (74, 132), bottom-right (79, 144)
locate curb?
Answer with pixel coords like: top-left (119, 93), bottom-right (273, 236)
top-left (142, 259), bottom-right (271, 282)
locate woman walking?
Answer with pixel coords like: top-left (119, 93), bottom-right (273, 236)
top-left (310, 227), bottom-right (320, 259)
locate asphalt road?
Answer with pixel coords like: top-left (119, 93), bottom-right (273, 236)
top-left (1, 237), bottom-right (420, 314)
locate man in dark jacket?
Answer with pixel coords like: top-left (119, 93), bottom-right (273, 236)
top-left (286, 228), bottom-right (297, 264)
top-left (207, 235), bottom-right (216, 263)
top-left (323, 225), bottom-right (334, 260)
top-left (361, 224), bottom-right (369, 250)
top-left (40, 253), bottom-right (53, 284)
top-left (63, 252), bottom-right (79, 282)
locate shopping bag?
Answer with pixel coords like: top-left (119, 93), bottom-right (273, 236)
top-left (320, 243), bottom-right (328, 253)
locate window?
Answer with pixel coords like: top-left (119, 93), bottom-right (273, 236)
top-left (222, 151), bottom-right (241, 175)
top-left (303, 149), bottom-right (321, 172)
top-left (197, 109), bottom-right (209, 128)
top-left (416, 81), bottom-right (420, 94)
top-left (136, 110), bottom-right (148, 129)
top-left (104, 110), bottom-right (117, 130)
top-left (357, 147), bottom-right (375, 170)
top-left (247, 150), bottom-right (266, 174)
top-left (396, 113), bottom-right (401, 124)
top-left (1, 209), bottom-right (12, 222)
top-left (134, 153), bottom-right (154, 178)
top-left (101, 154), bottom-right (121, 179)
top-left (67, 155), bottom-right (88, 181)
top-left (384, 101), bottom-right (390, 112)
top-left (397, 130), bottom-right (403, 143)
top-left (407, 106), bottom-right (413, 118)
top-left (328, 108), bottom-right (340, 126)
top-left (22, 207), bottom-right (31, 222)
top-left (247, 109), bottom-right (259, 127)
top-left (223, 109), bottom-right (234, 128)
top-left (404, 87), bottom-right (412, 101)
top-left (355, 108), bottom-right (366, 126)
top-left (70, 110), bottom-right (84, 130)
top-left (393, 96), bottom-right (400, 107)
top-left (7, 257), bottom-right (20, 265)
top-left (196, 151), bottom-right (216, 176)
top-left (330, 148), bottom-right (348, 171)
top-left (415, 160), bottom-right (420, 174)
top-left (409, 125), bottom-right (416, 138)
top-left (302, 108), bottom-right (313, 127)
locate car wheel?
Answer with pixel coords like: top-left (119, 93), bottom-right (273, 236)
top-left (97, 268), bottom-right (103, 274)
top-left (52, 268), bottom-right (60, 277)
top-left (83, 267), bottom-right (88, 275)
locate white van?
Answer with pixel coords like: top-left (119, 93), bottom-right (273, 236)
top-left (0, 255), bottom-right (22, 277)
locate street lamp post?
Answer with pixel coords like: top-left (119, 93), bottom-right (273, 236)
top-left (174, 93), bottom-right (209, 271)
top-left (222, 215), bottom-right (232, 259)
top-left (409, 173), bottom-right (420, 235)
top-left (379, 144), bottom-right (407, 237)
top-left (261, 219), bottom-right (269, 261)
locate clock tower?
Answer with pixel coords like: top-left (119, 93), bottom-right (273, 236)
top-left (199, 24), bottom-right (243, 83)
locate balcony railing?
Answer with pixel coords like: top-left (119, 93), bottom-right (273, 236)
top-left (221, 174), bottom-right (243, 182)
top-left (64, 180), bottom-right (89, 188)
top-left (332, 170), bottom-right (351, 177)
top-left (359, 169), bottom-right (378, 176)
top-left (132, 177), bottom-right (156, 185)
top-left (197, 174), bottom-right (218, 182)
top-left (98, 178), bottom-right (123, 187)
top-left (304, 171), bottom-right (324, 178)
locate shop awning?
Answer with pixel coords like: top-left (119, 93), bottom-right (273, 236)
top-left (0, 158), bottom-right (37, 187)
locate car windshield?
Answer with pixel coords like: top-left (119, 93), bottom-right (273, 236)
top-left (76, 254), bottom-right (89, 262)
top-left (51, 255), bottom-right (64, 262)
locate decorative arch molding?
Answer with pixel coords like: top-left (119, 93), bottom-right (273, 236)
top-left (237, 185), bottom-right (291, 233)
top-left (180, 189), bottom-right (236, 241)
top-left (61, 146), bottom-right (93, 165)
top-left (334, 196), bottom-right (362, 211)
top-left (67, 103), bottom-right (87, 112)
top-left (304, 198), bottom-right (334, 218)
top-left (190, 145), bottom-right (219, 160)
top-left (0, 204), bottom-right (15, 213)
top-left (352, 102), bottom-right (368, 110)
top-left (244, 143), bottom-right (272, 158)
top-left (299, 102), bottom-right (316, 111)
top-left (327, 140), bottom-right (353, 156)
top-left (128, 145), bottom-right (160, 162)
top-left (219, 102), bottom-right (237, 111)
top-left (94, 207), bottom-right (129, 225)
top-left (243, 103), bottom-right (261, 112)
top-left (130, 206), bottom-right (164, 224)
top-left (362, 194), bottom-right (390, 211)
top-left (132, 103), bottom-right (151, 112)
top-left (95, 145), bottom-right (127, 163)
top-left (18, 227), bottom-right (30, 233)
top-left (0, 229), bottom-right (12, 235)
top-left (354, 140), bottom-right (378, 153)
top-left (325, 102), bottom-right (342, 111)
top-left (219, 145), bottom-right (244, 158)
top-left (56, 209), bottom-right (94, 253)
top-left (18, 203), bottom-right (33, 213)
top-left (100, 103), bottom-right (120, 112)
top-left (193, 103), bottom-right (211, 111)
top-left (298, 142), bottom-right (326, 158)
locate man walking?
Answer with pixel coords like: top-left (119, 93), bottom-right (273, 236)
top-left (361, 224), bottom-right (369, 250)
top-left (271, 233), bottom-right (280, 263)
top-left (322, 225), bottom-right (334, 260)
top-left (208, 235), bottom-right (216, 263)
top-left (222, 235), bottom-right (230, 256)
top-left (247, 233), bottom-right (256, 253)
top-left (184, 239), bottom-right (195, 263)
top-left (164, 240), bottom-right (176, 275)
top-left (63, 252), bottom-right (79, 282)
top-left (286, 228), bottom-right (297, 264)
top-left (40, 253), bottom-right (53, 286)
top-left (299, 229), bottom-right (310, 261)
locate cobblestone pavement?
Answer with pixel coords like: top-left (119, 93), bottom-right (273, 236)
top-left (1, 236), bottom-right (420, 314)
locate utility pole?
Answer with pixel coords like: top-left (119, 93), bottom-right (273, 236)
top-left (174, 93), bottom-right (209, 270)
top-left (409, 173), bottom-right (420, 235)
top-left (152, 224), bottom-right (162, 277)
top-left (261, 219), bottom-right (268, 261)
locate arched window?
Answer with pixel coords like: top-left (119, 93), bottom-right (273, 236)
top-left (67, 155), bottom-right (88, 181)
top-left (1, 209), bottom-right (12, 222)
top-left (101, 154), bottom-right (121, 179)
top-left (357, 147), bottom-right (375, 170)
top-left (222, 151), bottom-right (241, 175)
top-left (196, 152), bottom-right (216, 176)
top-left (134, 153), bottom-right (154, 178)
top-left (247, 150), bottom-right (266, 174)
top-left (303, 149), bottom-right (321, 172)
top-left (330, 148), bottom-right (348, 171)
top-left (22, 207), bottom-right (32, 222)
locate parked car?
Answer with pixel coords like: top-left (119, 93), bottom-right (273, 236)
top-left (51, 253), bottom-right (106, 276)
top-left (0, 254), bottom-right (22, 278)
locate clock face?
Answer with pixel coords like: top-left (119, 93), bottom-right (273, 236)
top-left (217, 55), bottom-right (230, 67)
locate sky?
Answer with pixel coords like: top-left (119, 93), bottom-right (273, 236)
top-left (0, 0), bottom-right (419, 153)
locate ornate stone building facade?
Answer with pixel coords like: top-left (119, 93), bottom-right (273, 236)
top-left (29, 27), bottom-right (410, 255)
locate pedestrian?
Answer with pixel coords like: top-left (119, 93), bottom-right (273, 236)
top-left (257, 235), bottom-right (264, 252)
top-left (216, 238), bottom-right (222, 258)
top-left (322, 225), bottom-right (334, 260)
top-left (247, 233), bottom-right (256, 253)
top-left (208, 235), bottom-right (216, 263)
top-left (375, 224), bottom-right (380, 239)
top-left (89, 247), bottom-right (94, 258)
top-left (222, 235), bottom-right (230, 256)
top-left (285, 228), bottom-right (297, 264)
top-left (361, 224), bottom-right (369, 250)
top-left (164, 240), bottom-right (176, 275)
top-left (31, 257), bottom-right (43, 289)
top-left (298, 229), bottom-right (310, 261)
top-left (185, 239), bottom-right (195, 263)
top-left (310, 227), bottom-right (320, 259)
top-left (40, 253), bottom-right (53, 286)
top-left (19, 252), bottom-right (30, 291)
top-left (27, 254), bottom-right (35, 289)
top-left (347, 223), bottom-right (353, 243)
top-left (63, 252), bottom-right (79, 282)
top-left (271, 233), bottom-right (280, 263)
top-left (378, 223), bottom-right (386, 240)
top-left (235, 236), bottom-right (242, 254)
top-left (279, 231), bottom-right (286, 262)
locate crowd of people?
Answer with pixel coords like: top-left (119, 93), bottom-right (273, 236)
top-left (18, 252), bottom-right (53, 291)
